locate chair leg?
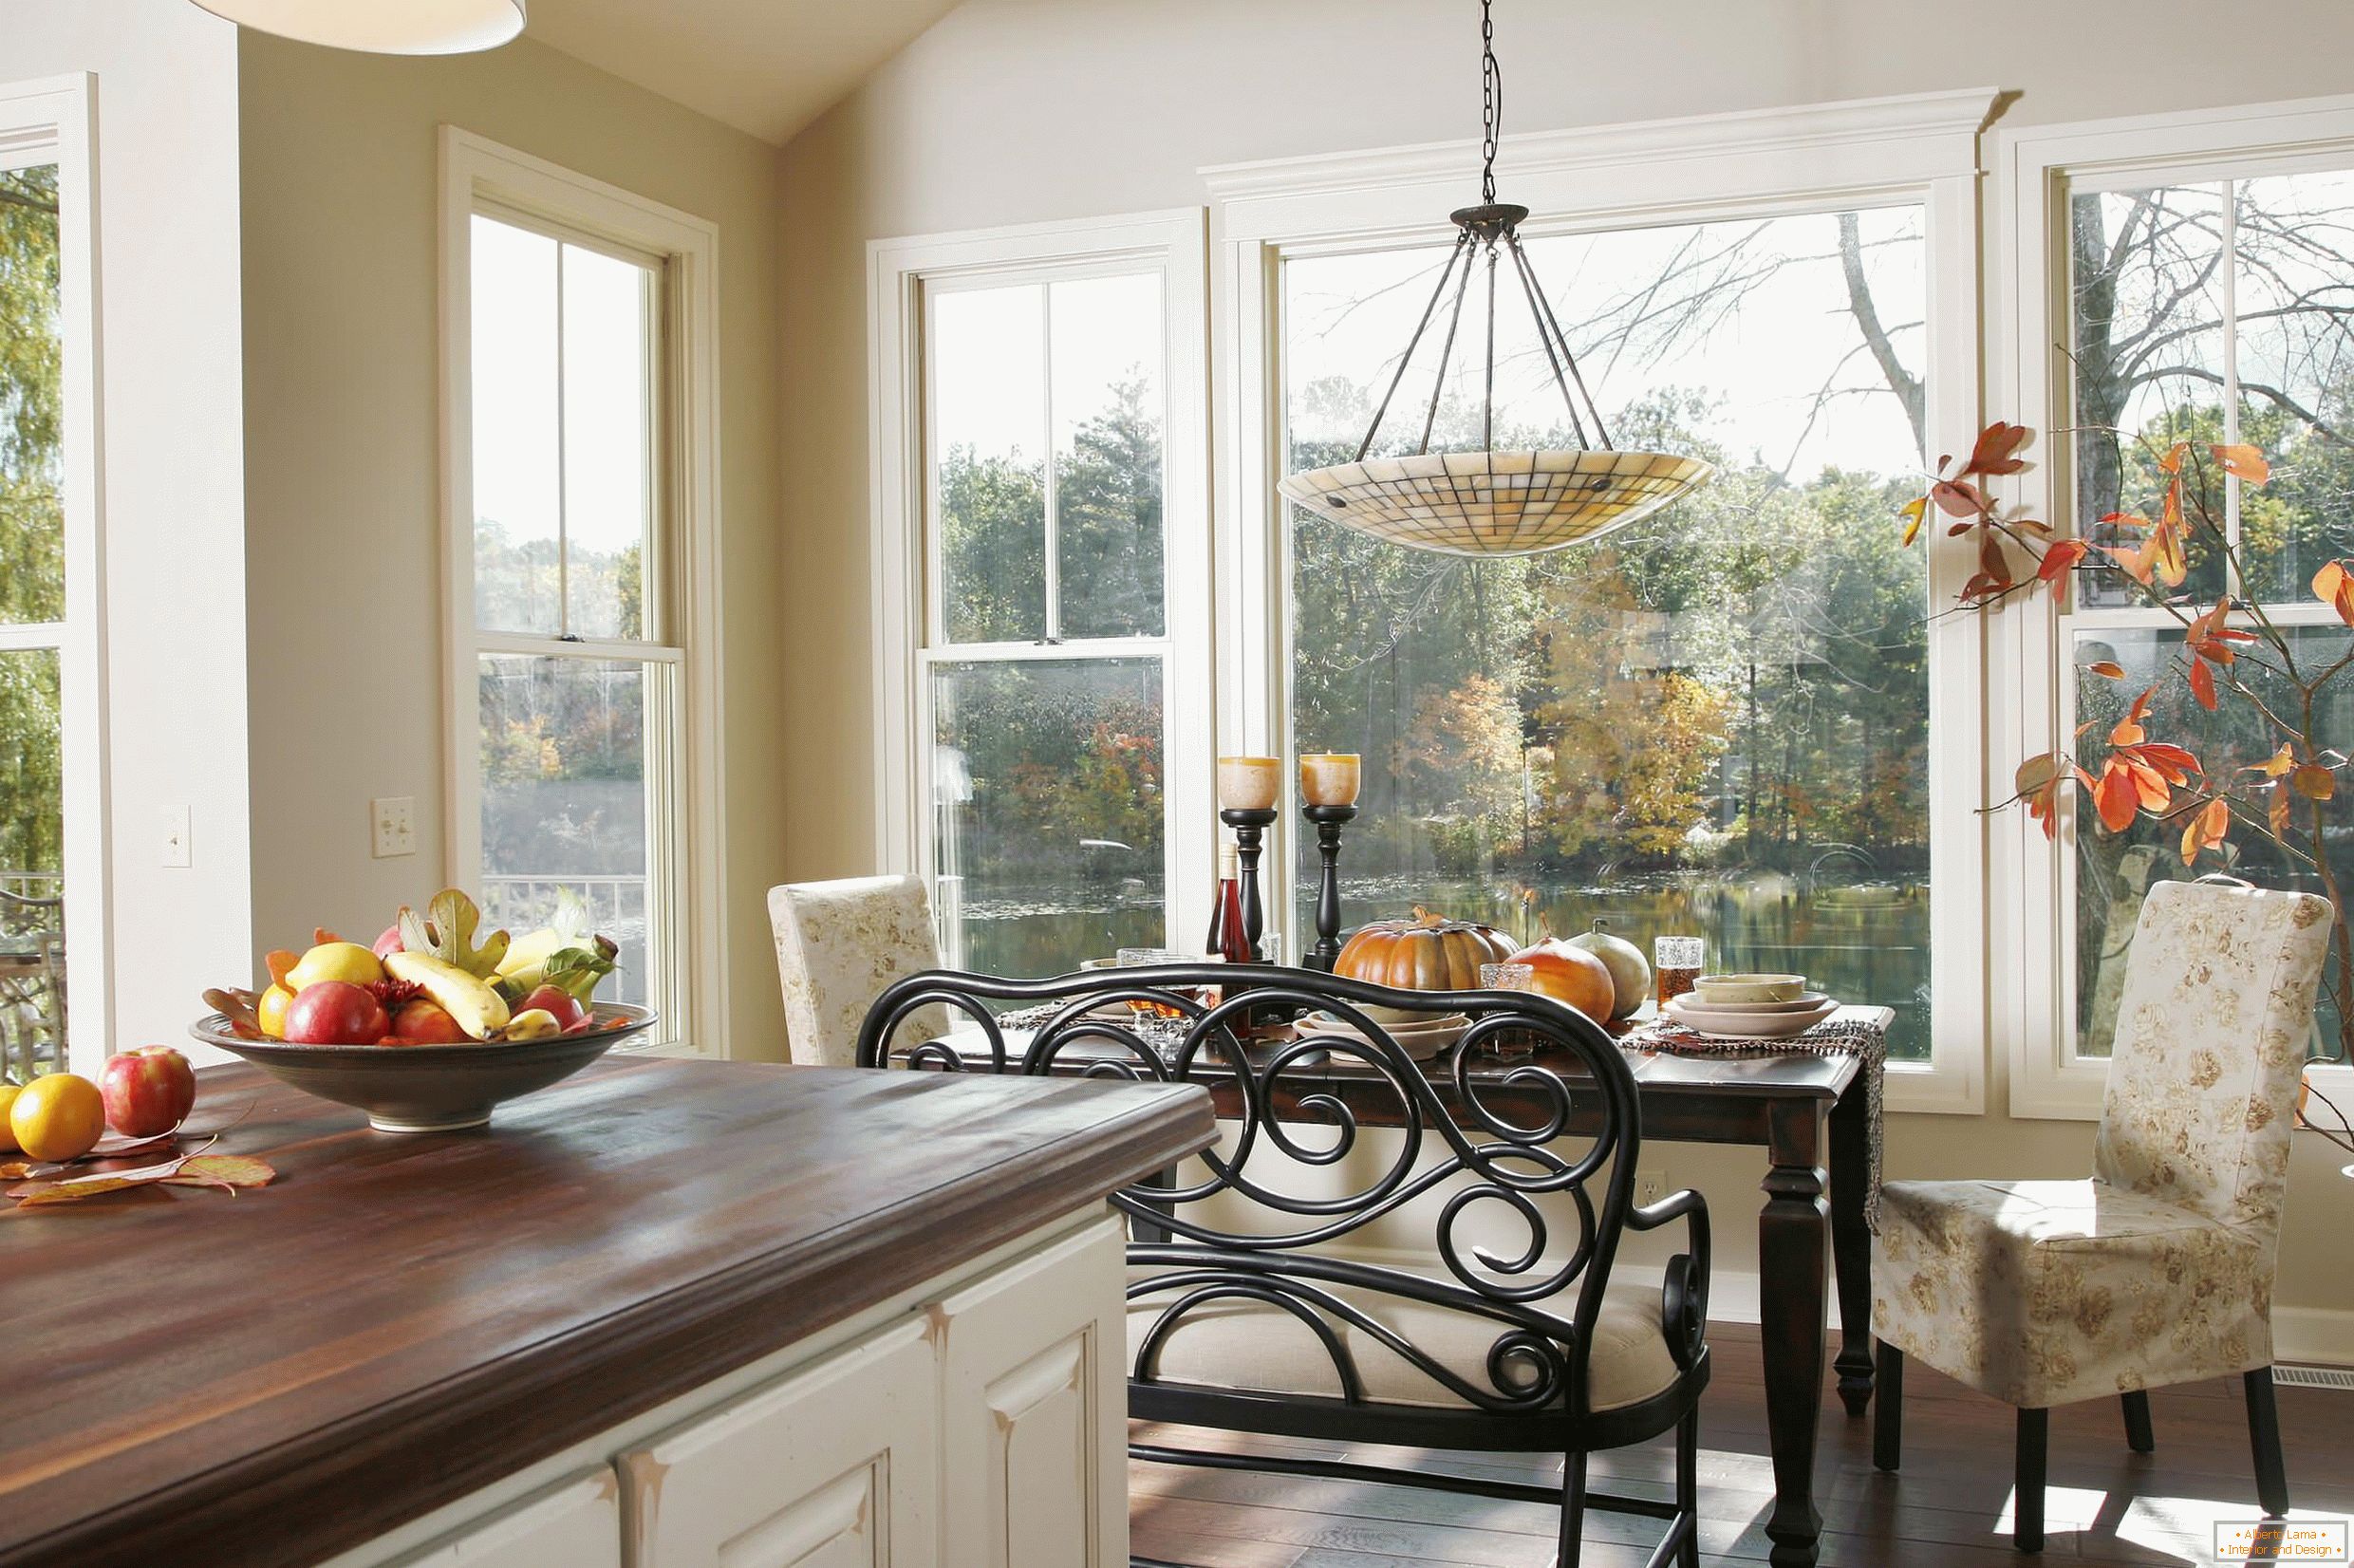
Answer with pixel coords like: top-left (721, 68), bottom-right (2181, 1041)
top-left (2246, 1368), bottom-right (2290, 1519)
top-left (1873, 1341), bottom-right (1903, 1472)
top-left (2014, 1408), bottom-right (2048, 1553)
top-left (1676, 1407), bottom-right (1701, 1568)
top-left (1557, 1449), bottom-right (1588, 1568)
top-left (2121, 1389), bottom-right (2155, 1453)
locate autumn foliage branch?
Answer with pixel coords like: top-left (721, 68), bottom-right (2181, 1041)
top-left (1907, 422), bottom-right (2353, 1153)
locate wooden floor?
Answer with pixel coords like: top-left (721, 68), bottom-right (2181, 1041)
top-left (1129, 1324), bottom-right (2354, 1567)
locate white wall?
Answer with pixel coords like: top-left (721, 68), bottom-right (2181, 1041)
top-left (0, 0), bottom-right (252, 1069)
top-left (237, 32), bottom-right (793, 1059)
top-left (775, 0), bottom-right (2354, 1356)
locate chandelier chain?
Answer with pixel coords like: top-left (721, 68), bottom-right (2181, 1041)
top-left (1480, 0), bottom-right (1501, 204)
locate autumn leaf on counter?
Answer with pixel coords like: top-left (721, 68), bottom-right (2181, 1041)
top-left (2213, 442), bottom-right (2270, 485)
top-left (9, 1149), bottom-right (275, 1207)
top-left (162, 1154), bottom-right (275, 1193)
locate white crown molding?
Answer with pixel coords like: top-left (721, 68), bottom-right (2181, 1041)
top-left (1202, 87), bottom-right (2003, 224)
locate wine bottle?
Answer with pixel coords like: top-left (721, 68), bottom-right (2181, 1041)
top-left (1214, 842), bottom-right (1254, 962)
top-left (1205, 840), bottom-right (1236, 957)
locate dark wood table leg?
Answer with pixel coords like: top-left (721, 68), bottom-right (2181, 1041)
top-left (1829, 1077), bottom-right (1875, 1417)
top-left (1130, 1164), bottom-right (1176, 1246)
top-left (1761, 1098), bottom-right (1830, 1568)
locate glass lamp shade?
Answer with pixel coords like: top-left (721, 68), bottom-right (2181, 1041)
top-left (192, 0), bottom-right (525, 54)
top-left (1278, 448), bottom-right (1713, 556)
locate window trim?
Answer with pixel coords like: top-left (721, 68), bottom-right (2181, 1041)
top-left (869, 209), bottom-right (1214, 956)
top-left (0, 74), bottom-right (109, 1073)
top-left (1204, 88), bottom-right (2000, 1113)
top-left (438, 127), bottom-right (728, 1056)
top-left (1991, 92), bottom-right (2354, 1118)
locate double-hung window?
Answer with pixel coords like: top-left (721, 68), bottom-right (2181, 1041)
top-left (443, 132), bottom-right (726, 1053)
top-left (1999, 100), bottom-right (2354, 1113)
top-left (871, 214), bottom-right (1212, 974)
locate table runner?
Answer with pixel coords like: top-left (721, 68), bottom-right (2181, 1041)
top-left (1623, 1009), bottom-right (1887, 1231)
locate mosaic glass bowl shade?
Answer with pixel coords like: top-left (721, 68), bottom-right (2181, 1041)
top-left (1279, 448), bottom-right (1714, 557)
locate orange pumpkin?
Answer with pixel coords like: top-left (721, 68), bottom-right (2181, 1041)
top-left (1335, 908), bottom-right (1517, 991)
top-left (1507, 937), bottom-right (1617, 1025)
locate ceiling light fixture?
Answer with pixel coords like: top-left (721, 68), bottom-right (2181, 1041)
top-left (1277, 0), bottom-right (1710, 557)
top-left (190, 0), bottom-right (525, 55)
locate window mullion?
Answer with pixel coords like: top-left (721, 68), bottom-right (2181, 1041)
top-left (554, 241), bottom-right (571, 639)
top-left (2222, 177), bottom-right (2243, 575)
top-left (1040, 281), bottom-right (1061, 642)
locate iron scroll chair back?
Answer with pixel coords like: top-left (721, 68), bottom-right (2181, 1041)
top-left (856, 963), bottom-right (1711, 1566)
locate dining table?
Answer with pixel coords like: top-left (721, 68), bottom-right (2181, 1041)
top-left (918, 999), bottom-right (1891, 1568)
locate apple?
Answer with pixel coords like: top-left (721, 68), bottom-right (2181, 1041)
top-left (372, 923), bottom-right (405, 961)
top-left (283, 980), bottom-right (392, 1045)
top-left (389, 998), bottom-right (471, 1044)
top-left (514, 984), bottom-right (588, 1034)
top-left (101, 1045), bottom-right (197, 1137)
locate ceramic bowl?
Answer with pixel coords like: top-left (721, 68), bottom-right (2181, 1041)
top-left (1691, 972), bottom-right (1806, 1005)
top-left (189, 1002), bottom-right (659, 1133)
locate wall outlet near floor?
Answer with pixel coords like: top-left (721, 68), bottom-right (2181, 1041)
top-left (160, 804), bottom-right (191, 868)
top-left (1634, 1167), bottom-right (1670, 1208)
top-left (370, 795), bottom-right (417, 859)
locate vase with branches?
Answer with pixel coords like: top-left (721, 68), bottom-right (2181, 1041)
top-left (1914, 420), bottom-right (2354, 1159)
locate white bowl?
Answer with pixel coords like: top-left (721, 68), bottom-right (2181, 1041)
top-left (1671, 990), bottom-right (1830, 1017)
top-left (1691, 972), bottom-right (1807, 1005)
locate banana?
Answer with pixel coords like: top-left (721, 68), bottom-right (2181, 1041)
top-left (384, 950), bottom-right (512, 1040)
top-left (495, 927), bottom-right (567, 992)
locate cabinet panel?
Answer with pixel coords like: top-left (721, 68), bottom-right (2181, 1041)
top-left (622, 1318), bottom-right (938, 1568)
top-left (390, 1469), bottom-right (621, 1568)
top-left (936, 1215), bottom-right (1127, 1568)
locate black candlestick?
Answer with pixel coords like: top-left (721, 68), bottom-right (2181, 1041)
top-left (1302, 803), bottom-right (1358, 972)
top-left (1218, 806), bottom-right (1279, 961)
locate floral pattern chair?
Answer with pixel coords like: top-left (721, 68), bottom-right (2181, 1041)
top-left (767, 876), bottom-right (945, 1068)
top-left (1871, 878), bottom-right (2328, 1551)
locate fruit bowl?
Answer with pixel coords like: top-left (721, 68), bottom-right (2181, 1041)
top-left (189, 1003), bottom-right (660, 1133)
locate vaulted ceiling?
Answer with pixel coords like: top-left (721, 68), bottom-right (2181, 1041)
top-left (523, 0), bottom-right (961, 144)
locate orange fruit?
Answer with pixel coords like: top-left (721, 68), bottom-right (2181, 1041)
top-left (11, 1073), bottom-right (105, 1163)
top-left (257, 983), bottom-right (293, 1038)
top-left (0, 1083), bottom-right (20, 1153)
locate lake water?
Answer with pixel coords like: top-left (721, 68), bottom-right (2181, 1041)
top-left (951, 870), bottom-right (1932, 1061)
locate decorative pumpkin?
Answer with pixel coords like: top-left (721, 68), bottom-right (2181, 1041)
top-left (1335, 907), bottom-right (1517, 991)
top-left (1506, 937), bottom-right (1616, 1025)
top-left (1565, 919), bottom-right (1650, 1019)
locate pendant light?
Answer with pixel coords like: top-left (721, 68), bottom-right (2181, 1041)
top-left (1277, 0), bottom-right (1710, 557)
top-left (190, 0), bottom-right (525, 54)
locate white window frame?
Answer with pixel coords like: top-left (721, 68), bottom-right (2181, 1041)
top-left (1204, 88), bottom-right (2000, 1113)
top-left (439, 128), bottom-right (728, 1056)
top-left (869, 210), bottom-right (1215, 959)
top-left (1992, 92), bottom-right (2354, 1118)
top-left (0, 74), bottom-right (108, 1070)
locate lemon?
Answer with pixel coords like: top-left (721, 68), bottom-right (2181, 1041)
top-left (11, 1073), bottom-right (105, 1163)
top-left (0, 1083), bottom-right (19, 1153)
top-left (257, 983), bottom-right (293, 1038)
top-left (287, 941), bottom-right (383, 992)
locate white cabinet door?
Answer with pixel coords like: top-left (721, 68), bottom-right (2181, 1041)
top-left (935, 1215), bottom-right (1128, 1568)
top-left (390, 1470), bottom-right (622, 1568)
top-left (621, 1317), bottom-right (939, 1568)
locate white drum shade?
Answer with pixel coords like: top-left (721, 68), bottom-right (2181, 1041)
top-left (192, 0), bottom-right (526, 54)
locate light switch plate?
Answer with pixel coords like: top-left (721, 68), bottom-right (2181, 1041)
top-left (371, 795), bottom-right (417, 859)
top-left (161, 804), bottom-right (191, 868)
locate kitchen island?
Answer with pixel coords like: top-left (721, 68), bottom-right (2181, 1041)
top-left (0, 1056), bottom-right (1215, 1568)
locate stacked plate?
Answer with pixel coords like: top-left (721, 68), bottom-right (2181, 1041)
top-left (1663, 973), bottom-right (1838, 1040)
top-left (1297, 1009), bottom-right (1470, 1061)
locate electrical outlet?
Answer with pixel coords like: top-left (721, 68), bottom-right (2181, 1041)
top-left (160, 804), bottom-right (191, 868)
top-left (370, 796), bottom-right (417, 859)
top-left (1635, 1167), bottom-right (1669, 1208)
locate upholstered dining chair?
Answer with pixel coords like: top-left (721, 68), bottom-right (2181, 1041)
top-left (767, 875), bottom-right (946, 1067)
top-left (1871, 878), bottom-right (2329, 1552)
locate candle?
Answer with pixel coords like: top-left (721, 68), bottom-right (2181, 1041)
top-left (1299, 753), bottom-right (1362, 807)
top-left (1217, 756), bottom-right (1282, 812)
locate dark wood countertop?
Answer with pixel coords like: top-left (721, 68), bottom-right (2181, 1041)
top-left (0, 1057), bottom-right (1214, 1568)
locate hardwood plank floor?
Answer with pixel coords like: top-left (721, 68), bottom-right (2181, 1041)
top-left (1130, 1323), bottom-right (2354, 1567)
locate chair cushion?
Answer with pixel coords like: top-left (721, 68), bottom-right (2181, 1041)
top-left (1127, 1271), bottom-right (1680, 1413)
top-left (1871, 1176), bottom-right (2270, 1409)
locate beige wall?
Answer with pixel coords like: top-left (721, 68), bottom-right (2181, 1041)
top-left (239, 32), bottom-right (792, 1059)
top-left (775, 0), bottom-right (2354, 1353)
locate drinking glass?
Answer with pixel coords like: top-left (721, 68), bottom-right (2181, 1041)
top-left (1116, 947), bottom-right (1188, 1017)
top-left (1479, 962), bottom-right (1535, 991)
top-left (1654, 936), bottom-right (1704, 1008)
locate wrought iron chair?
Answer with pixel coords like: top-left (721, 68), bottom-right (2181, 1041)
top-left (857, 964), bottom-right (1711, 1568)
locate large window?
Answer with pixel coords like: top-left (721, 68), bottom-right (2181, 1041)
top-left (2063, 165), bottom-right (2354, 1059)
top-left (0, 157), bottom-right (66, 1078)
top-left (1283, 207), bottom-right (1938, 1058)
top-left (899, 230), bottom-right (1213, 976)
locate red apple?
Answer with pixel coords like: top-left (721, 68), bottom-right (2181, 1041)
top-left (283, 980), bottom-right (392, 1045)
top-left (515, 984), bottom-right (588, 1033)
top-left (372, 923), bottom-right (405, 960)
top-left (389, 998), bottom-right (471, 1044)
top-left (100, 1046), bottom-right (196, 1136)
